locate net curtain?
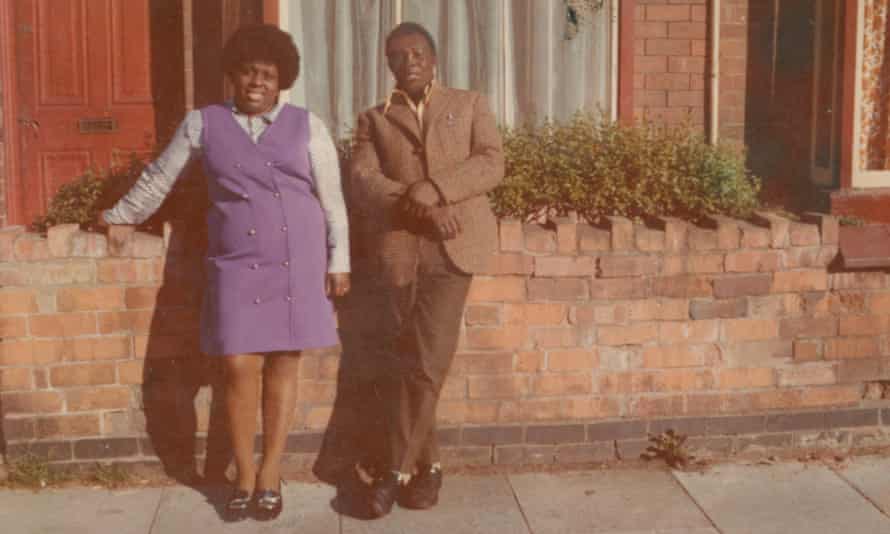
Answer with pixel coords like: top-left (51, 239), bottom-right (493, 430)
top-left (282, 0), bottom-right (612, 137)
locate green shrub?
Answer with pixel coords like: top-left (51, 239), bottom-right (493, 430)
top-left (36, 116), bottom-right (762, 234)
top-left (489, 113), bottom-right (762, 223)
top-left (32, 154), bottom-right (146, 233)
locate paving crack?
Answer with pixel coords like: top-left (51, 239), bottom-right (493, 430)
top-left (505, 473), bottom-right (535, 534)
top-left (145, 487), bottom-right (166, 534)
top-left (669, 469), bottom-right (726, 534)
top-left (829, 463), bottom-right (890, 520)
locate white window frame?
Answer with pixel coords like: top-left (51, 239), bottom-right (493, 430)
top-left (849, 0), bottom-right (890, 188)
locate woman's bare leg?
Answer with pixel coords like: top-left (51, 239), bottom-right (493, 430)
top-left (257, 351), bottom-right (301, 490)
top-left (223, 353), bottom-right (264, 492)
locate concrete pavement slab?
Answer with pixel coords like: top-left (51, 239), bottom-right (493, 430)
top-left (674, 462), bottom-right (890, 534)
top-left (150, 483), bottom-right (338, 534)
top-left (509, 469), bottom-right (714, 533)
top-left (0, 487), bottom-right (163, 534)
top-left (594, 530), bottom-right (718, 534)
top-left (837, 456), bottom-right (890, 516)
top-left (342, 474), bottom-right (528, 534)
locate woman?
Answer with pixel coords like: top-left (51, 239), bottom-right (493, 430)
top-left (99, 24), bottom-right (350, 521)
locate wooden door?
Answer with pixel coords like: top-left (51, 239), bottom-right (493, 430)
top-left (10, 0), bottom-right (157, 226)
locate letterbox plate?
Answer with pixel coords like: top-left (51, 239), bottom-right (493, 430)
top-left (78, 117), bottom-right (118, 134)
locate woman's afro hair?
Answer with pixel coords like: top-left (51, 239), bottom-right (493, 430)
top-left (222, 24), bottom-right (300, 89)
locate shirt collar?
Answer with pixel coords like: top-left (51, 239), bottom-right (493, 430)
top-left (227, 100), bottom-right (284, 124)
top-left (383, 81), bottom-right (436, 116)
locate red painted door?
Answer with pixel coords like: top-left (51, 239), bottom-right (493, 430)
top-left (11, 0), bottom-right (156, 226)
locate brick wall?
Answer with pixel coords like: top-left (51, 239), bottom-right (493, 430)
top-left (632, 0), bottom-right (754, 150)
top-left (0, 56), bottom-right (6, 228)
top-left (633, 0), bottom-right (708, 128)
top-left (2, 214), bottom-right (890, 471)
top-left (718, 0), bottom-right (748, 145)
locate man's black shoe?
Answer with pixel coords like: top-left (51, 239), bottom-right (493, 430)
top-left (368, 471), bottom-right (400, 518)
top-left (399, 466), bottom-right (442, 510)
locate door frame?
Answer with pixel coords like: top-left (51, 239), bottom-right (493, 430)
top-left (841, 0), bottom-right (890, 189)
top-left (809, 0), bottom-right (843, 188)
top-left (0, 0), bottom-right (23, 226)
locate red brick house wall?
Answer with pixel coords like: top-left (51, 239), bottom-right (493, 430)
top-left (0, 51), bottom-right (7, 229)
top-left (632, 0), bottom-right (756, 150)
top-left (634, 1), bottom-right (708, 129)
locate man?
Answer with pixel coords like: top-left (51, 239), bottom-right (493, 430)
top-left (349, 22), bottom-right (504, 518)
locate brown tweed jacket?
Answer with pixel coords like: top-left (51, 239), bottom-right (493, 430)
top-left (349, 86), bottom-right (505, 285)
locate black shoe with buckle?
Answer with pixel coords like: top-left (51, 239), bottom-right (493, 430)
top-left (224, 488), bottom-right (252, 522)
top-left (399, 465), bottom-right (442, 510)
top-left (368, 471), bottom-right (400, 518)
top-left (254, 480), bottom-right (284, 521)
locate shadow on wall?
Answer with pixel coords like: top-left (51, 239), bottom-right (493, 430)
top-left (0, 395), bottom-right (6, 469)
top-left (313, 209), bottom-right (389, 485)
top-left (139, 221), bottom-right (233, 485)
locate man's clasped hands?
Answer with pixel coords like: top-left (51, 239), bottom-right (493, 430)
top-left (398, 179), bottom-right (462, 240)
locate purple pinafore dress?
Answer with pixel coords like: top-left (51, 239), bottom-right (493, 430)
top-left (198, 103), bottom-right (338, 356)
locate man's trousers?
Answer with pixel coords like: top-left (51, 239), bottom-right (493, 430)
top-left (378, 237), bottom-right (472, 475)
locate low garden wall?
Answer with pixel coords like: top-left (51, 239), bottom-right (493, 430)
top-left (2, 212), bottom-right (890, 475)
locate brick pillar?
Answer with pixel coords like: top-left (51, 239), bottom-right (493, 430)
top-left (633, 0), bottom-right (708, 129)
top-left (0, 36), bottom-right (7, 229)
top-left (719, 0), bottom-right (750, 147)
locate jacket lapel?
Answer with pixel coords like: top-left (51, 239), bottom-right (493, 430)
top-left (422, 87), bottom-right (455, 144)
top-left (384, 103), bottom-right (422, 146)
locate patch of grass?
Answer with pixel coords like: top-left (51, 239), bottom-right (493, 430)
top-left (6, 454), bottom-right (74, 489)
top-left (838, 214), bottom-right (866, 227)
top-left (88, 462), bottom-right (133, 489)
top-left (640, 429), bottom-right (694, 469)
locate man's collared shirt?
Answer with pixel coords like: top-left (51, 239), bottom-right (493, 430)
top-left (384, 82), bottom-right (435, 129)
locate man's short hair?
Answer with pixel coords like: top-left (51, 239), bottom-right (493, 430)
top-left (385, 22), bottom-right (437, 56)
top-left (222, 24), bottom-right (300, 90)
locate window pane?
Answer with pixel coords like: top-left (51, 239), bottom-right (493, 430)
top-left (860, 0), bottom-right (890, 170)
top-left (402, 0), bottom-right (505, 115)
top-left (282, 0), bottom-right (612, 129)
top-left (285, 0), bottom-right (397, 136)
top-left (509, 0), bottom-right (611, 124)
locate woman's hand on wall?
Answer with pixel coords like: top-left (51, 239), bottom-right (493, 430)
top-left (94, 210), bottom-right (110, 230)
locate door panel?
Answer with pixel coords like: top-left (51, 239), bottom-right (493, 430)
top-left (12, 0), bottom-right (157, 226)
top-left (110, 0), bottom-right (153, 104)
top-left (36, 0), bottom-right (87, 105)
